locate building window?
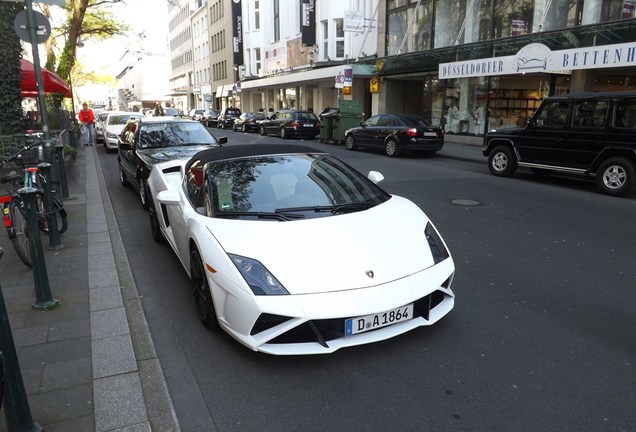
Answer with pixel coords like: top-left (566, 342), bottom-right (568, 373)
top-left (254, 0), bottom-right (260, 30)
top-left (255, 47), bottom-right (262, 75)
top-left (274, 0), bottom-right (280, 41)
top-left (335, 18), bottom-right (344, 58)
top-left (321, 20), bottom-right (328, 60)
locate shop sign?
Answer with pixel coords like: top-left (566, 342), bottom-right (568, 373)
top-left (439, 41), bottom-right (636, 79)
top-left (370, 78), bottom-right (379, 93)
top-left (511, 20), bottom-right (527, 36)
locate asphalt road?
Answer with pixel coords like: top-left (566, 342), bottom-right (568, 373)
top-left (97, 130), bottom-right (636, 432)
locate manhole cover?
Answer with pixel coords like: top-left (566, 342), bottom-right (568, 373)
top-left (450, 199), bottom-right (482, 206)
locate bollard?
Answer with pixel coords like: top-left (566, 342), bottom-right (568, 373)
top-left (0, 247), bottom-right (45, 432)
top-left (36, 163), bottom-right (64, 251)
top-left (18, 187), bottom-right (60, 311)
top-left (53, 143), bottom-right (70, 200)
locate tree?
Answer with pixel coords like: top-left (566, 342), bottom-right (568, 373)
top-left (0, 2), bottom-right (26, 135)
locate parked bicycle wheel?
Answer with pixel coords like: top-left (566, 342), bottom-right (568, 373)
top-left (8, 200), bottom-right (32, 267)
top-left (34, 193), bottom-right (68, 235)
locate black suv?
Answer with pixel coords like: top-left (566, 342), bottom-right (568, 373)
top-left (483, 91), bottom-right (636, 197)
top-left (217, 107), bottom-right (241, 129)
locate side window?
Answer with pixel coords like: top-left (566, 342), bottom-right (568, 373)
top-left (573, 100), bottom-right (608, 128)
top-left (535, 101), bottom-right (570, 128)
top-left (364, 115), bottom-right (381, 126)
top-left (614, 99), bottom-right (636, 129)
top-left (186, 162), bottom-right (206, 214)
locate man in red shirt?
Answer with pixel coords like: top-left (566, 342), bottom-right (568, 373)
top-left (78, 102), bottom-right (95, 146)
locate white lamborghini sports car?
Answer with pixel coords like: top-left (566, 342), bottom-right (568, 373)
top-left (147, 144), bottom-right (455, 355)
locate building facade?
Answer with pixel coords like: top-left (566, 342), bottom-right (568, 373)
top-left (165, 0), bottom-right (636, 136)
top-left (374, 0), bottom-right (636, 142)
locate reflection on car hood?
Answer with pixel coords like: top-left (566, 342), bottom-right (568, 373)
top-left (137, 145), bottom-right (217, 166)
top-left (208, 196), bottom-right (439, 294)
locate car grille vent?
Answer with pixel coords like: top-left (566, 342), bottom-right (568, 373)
top-left (251, 313), bottom-right (293, 335)
top-left (263, 290), bottom-right (448, 346)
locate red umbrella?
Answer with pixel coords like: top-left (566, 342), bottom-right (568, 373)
top-left (20, 59), bottom-right (72, 98)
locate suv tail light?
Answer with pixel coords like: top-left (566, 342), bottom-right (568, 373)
top-left (290, 122), bottom-right (300, 128)
top-left (406, 128), bottom-right (418, 137)
top-left (315, 121), bottom-right (321, 128)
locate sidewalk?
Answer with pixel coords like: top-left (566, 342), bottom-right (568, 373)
top-left (0, 146), bottom-right (179, 431)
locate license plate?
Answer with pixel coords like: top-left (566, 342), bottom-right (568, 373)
top-left (303, 123), bottom-right (314, 127)
top-left (424, 132), bottom-right (437, 137)
top-left (345, 304), bottom-right (414, 336)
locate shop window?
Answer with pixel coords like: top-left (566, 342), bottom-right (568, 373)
top-left (492, 0), bottom-right (534, 39)
top-left (602, 0), bottom-right (636, 21)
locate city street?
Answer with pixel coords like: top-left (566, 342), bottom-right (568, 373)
top-left (97, 131), bottom-right (636, 432)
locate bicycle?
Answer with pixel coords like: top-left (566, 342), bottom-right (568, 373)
top-left (1, 142), bottom-right (68, 267)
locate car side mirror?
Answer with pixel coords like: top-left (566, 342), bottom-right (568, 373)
top-left (367, 171), bottom-right (384, 184)
top-left (217, 137), bottom-right (228, 144)
top-left (156, 189), bottom-right (181, 205)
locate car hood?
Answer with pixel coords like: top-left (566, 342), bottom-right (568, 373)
top-left (207, 196), bottom-right (442, 294)
top-left (137, 145), bottom-right (217, 166)
top-left (487, 126), bottom-right (525, 136)
top-left (106, 124), bottom-right (126, 134)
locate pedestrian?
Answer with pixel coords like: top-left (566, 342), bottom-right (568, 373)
top-left (78, 102), bottom-right (95, 146)
top-left (153, 101), bottom-right (165, 116)
top-left (268, 107), bottom-right (275, 119)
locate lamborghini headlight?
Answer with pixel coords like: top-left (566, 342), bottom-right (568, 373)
top-left (425, 222), bottom-right (449, 264)
top-left (228, 254), bottom-right (289, 295)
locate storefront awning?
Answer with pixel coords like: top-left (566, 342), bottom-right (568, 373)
top-left (240, 64), bottom-right (375, 90)
top-left (371, 19), bottom-right (636, 77)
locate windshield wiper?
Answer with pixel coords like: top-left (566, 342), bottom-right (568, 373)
top-left (215, 211), bottom-right (304, 221)
top-left (275, 202), bottom-right (374, 215)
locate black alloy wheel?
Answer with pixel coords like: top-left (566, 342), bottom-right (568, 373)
top-left (149, 206), bottom-right (162, 242)
top-left (190, 247), bottom-right (218, 329)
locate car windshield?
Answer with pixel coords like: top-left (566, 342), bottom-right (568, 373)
top-left (205, 154), bottom-right (390, 219)
top-left (109, 114), bottom-right (142, 125)
top-left (400, 115), bottom-right (433, 127)
top-left (164, 108), bottom-right (179, 116)
top-left (138, 122), bottom-right (217, 149)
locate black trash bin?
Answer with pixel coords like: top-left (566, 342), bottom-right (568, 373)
top-left (319, 107), bottom-right (339, 143)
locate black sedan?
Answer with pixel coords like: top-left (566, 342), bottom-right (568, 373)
top-left (117, 117), bottom-right (227, 209)
top-left (259, 109), bottom-right (321, 139)
top-left (233, 112), bottom-right (267, 133)
top-left (344, 114), bottom-right (444, 157)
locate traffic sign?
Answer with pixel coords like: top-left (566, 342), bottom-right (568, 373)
top-left (14, 10), bottom-right (51, 44)
top-left (370, 78), bottom-right (379, 93)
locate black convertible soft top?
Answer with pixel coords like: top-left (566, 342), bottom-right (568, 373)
top-left (185, 144), bottom-right (323, 172)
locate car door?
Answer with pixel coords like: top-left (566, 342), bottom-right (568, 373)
top-left (356, 115), bottom-right (381, 146)
top-left (516, 100), bottom-right (569, 165)
top-left (565, 98), bottom-right (609, 169)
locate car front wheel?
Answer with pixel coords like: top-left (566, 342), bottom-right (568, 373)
top-left (345, 134), bottom-right (357, 151)
top-left (190, 247), bottom-right (218, 329)
top-left (260, 125), bottom-right (267, 136)
top-left (597, 157), bottom-right (636, 197)
top-left (488, 145), bottom-right (517, 177)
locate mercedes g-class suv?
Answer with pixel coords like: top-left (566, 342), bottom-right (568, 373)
top-left (482, 92), bottom-right (636, 197)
